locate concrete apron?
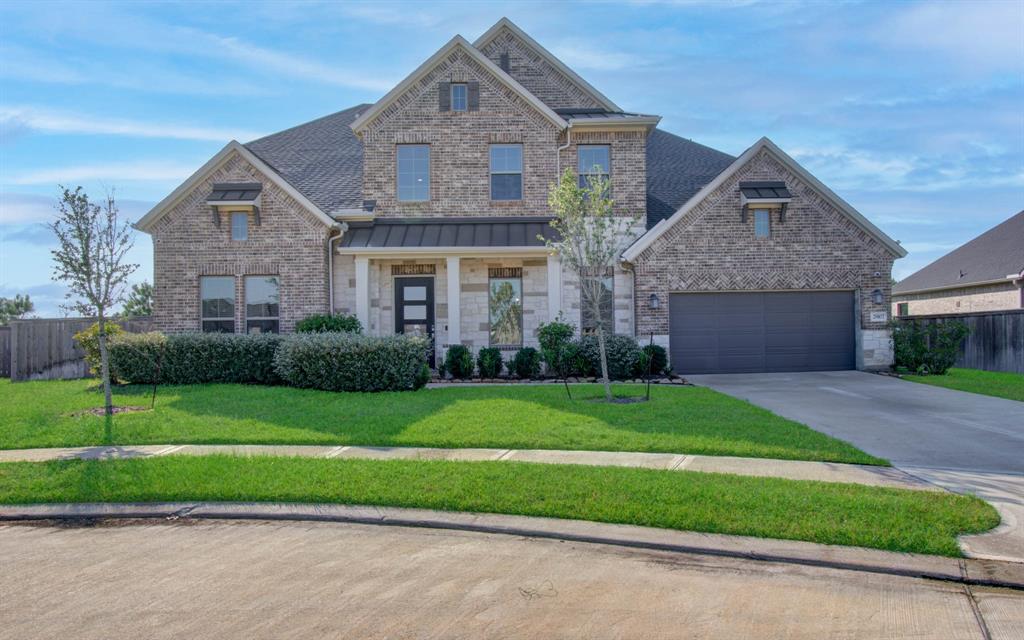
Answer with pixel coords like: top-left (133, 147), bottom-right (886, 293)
top-left (2, 501), bottom-right (1022, 591)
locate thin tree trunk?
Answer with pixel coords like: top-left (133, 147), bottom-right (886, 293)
top-left (597, 326), bottom-right (612, 402)
top-left (97, 313), bottom-right (114, 416)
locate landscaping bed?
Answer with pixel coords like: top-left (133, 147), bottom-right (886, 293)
top-left (0, 379), bottom-right (884, 464)
top-left (0, 456), bottom-right (996, 556)
top-left (902, 368), bottom-right (1024, 402)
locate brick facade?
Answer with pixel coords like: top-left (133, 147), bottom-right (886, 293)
top-left (150, 151), bottom-right (332, 333)
top-left (893, 281), bottom-right (1022, 316)
top-left (630, 148), bottom-right (897, 369)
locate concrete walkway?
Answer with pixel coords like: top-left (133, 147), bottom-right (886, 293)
top-left (0, 443), bottom-right (936, 491)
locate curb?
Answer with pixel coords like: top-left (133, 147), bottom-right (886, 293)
top-left (2, 502), bottom-right (1022, 591)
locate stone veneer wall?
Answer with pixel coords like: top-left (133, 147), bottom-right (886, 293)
top-left (630, 149), bottom-right (898, 369)
top-left (893, 282), bottom-right (1021, 316)
top-left (150, 152), bottom-right (331, 334)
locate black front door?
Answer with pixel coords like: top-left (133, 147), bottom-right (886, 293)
top-left (395, 277), bottom-right (435, 366)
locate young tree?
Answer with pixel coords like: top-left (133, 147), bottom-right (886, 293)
top-left (120, 281), bottom-right (153, 318)
top-left (0, 294), bottom-right (34, 325)
top-left (49, 187), bottom-right (138, 416)
top-left (544, 169), bottom-right (640, 402)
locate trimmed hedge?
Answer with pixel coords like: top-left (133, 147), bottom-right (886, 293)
top-left (636, 343), bottom-right (669, 377)
top-left (274, 332), bottom-right (428, 392)
top-left (295, 313), bottom-right (362, 334)
top-left (510, 347), bottom-right (541, 379)
top-left (477, 347), bottom-right (503, 378)
top-left (575, 334), bottom-right (642, 380)
top-left (109, 332), bottom-right (284, 385)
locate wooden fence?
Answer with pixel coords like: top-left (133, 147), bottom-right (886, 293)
top-left (901, 309), bottom-right (1024, 374)
top-left (8, 317), bottom-right (154, 382)
top-left (0, 327), bottom-right (10, 378)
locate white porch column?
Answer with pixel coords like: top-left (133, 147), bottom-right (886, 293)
top-left (354, 256), bottom-right (370, 333)
top-left (547, 254), bottom-right (562, 322)
top-left (446, 256), bottom-right (461, 347)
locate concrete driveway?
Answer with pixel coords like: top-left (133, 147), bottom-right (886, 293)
top-left (2, 520), bottom-right (1019, 639)
top-left (688, 370), bottom-right (1024, 562)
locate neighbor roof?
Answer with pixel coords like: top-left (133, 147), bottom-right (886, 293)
top-left (893, 210), bottom-right (1024, 295)
top-left (339, 217), bottom-right (559, 250)
top-left (245, 104), bottom-right (369, 214)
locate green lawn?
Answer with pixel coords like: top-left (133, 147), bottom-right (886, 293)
top-left (0, 379), bottom-right (883, 464)
top-left (0, 456), bottom-right (995, 556)
top-left (904, 368), bottom-right (1024, 402)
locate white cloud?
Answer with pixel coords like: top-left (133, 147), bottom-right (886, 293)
top-left (7, 162), bottom-right (195, 186)
top-left (0, 106), bottom-right (264, 142)
top-left (337, 4), bottom-right (443, 29)
top-left (0, 193), bottom-right (55, 224)
top-left (551, 40), bottom-right (649, 71)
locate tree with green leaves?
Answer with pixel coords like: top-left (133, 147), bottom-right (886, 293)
top-left (120, 281), bottom-right (153, 318)
top-left (0, 294), bottom-right (33, 325)
top-left (544, 168), bottom-right (641, 402)
top-left (49, 187), bottom-right (138, 416)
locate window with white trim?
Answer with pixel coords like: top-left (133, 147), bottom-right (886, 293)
top-left (245, 276), bottom-right (280, 334)
top-left (230, 211), bottom-right (248, 241)
top-left (577, 145), bottom-right (610, 191)
top-left (200, 276), bottom-right (235, 333)
top-left (397, 144), bottom-right (430, 201)
top-left (489, 144), bottom-right (523, 201)
top-left (451, 83), bottom-right (468, 112)
top-left (754, 209), bottom-right (771, 238)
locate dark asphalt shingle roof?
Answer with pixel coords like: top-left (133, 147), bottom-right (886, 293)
top-left (244, 103), bottom-right (734, 230)
top-left (893, 210), bottom-right (1024, 294)
top-left (245, 104), bottom-right (370, 214)
top-left (645, 128), bottom-right (735, 228)
top-left (340, 217), bottom-right (559, 249)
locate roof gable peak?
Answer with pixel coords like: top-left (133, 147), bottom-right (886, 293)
top-left (349, 34), bottom-right (566, 134)
top-left (473, 17), bottom-right (621, 113)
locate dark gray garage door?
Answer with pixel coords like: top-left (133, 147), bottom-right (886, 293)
top-left (669, 291), bottom-right (855, 374)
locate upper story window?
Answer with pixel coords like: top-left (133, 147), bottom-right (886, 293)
top-left (230, 211), bottom-right (248, 241)
top-left (451, 83), bottom-right (468, 112)
top-left (200, 276), bottom-right (234, 333)
top-left (245, 275), bottom-right (280, 334)
top-left (754, 209), bottom-right (771, 238)
top-left (577, 145), bottom-right (610, 191)
top-left (397, 144), bottom-right (430, 201)
top-left (490, 144), bottom-right (523, 201)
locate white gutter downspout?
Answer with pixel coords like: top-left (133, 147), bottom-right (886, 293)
top-left (556, 121), bottom-right (572, 178)
top-left (326, 222), bottom-right (348, 313)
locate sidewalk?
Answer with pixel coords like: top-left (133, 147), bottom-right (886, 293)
top-left (0, 443), bottom-right (934, 490)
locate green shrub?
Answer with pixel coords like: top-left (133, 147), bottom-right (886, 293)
top-left (477, 347), bottom-right (504, 378)
top-left (109, 332), bottom-right (283, 385)
top-left (537, 318), bottom-right (576, 376)
top-left (274, 333), bottom-right (428, 392)
top-left (413, 362), bottom-right (432, 390)
top-left (891, 319), bottom-right (969, 375)
top-left (73, 322), bottom-right (125, 375)
top-left (575, 334), bottom-right (642, 380)
top-left (444, 344), bottom-right (474, 379)
top-left (634, 344), bottom-right (668, 377)
top-left (510, 347), bottom-right (542, 379)
top-left (295, 313), bottom-right (362, 334)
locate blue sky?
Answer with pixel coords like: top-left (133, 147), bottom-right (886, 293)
top-left (1, 0), bottom-right (1022, 316)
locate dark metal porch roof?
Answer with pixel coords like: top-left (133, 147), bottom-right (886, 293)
top-left (339, 217), bottom-right (559, 249)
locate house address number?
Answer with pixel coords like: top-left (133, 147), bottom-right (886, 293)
top-left (870, 311), bottom-right (887, 322)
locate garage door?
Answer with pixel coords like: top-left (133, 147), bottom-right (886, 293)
top-left (669, 291), bottom-right (855, 374)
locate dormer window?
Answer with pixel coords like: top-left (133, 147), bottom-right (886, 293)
top-left (451, 83), bottom-right (468, 111)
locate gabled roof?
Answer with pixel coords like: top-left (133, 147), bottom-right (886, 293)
top-left (623, 137), bottom-right (908, 262)
top-left (645, 129), bottom-right (736, 228)
top-left (349, 35), bottom-right (567, 134)
top-left (893, 210), bottom-right (1024, 295)
top-left (134, 141), bottom-right (339, 233)
top-left (473, 17), bottom-right (621, 113)
top-left (246, 104), bottom-right (369, 214)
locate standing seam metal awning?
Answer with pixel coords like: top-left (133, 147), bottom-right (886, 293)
top-left (207, 182), bottom-right (262, 203)
top-left (339, 217), bottom-right (560, 249)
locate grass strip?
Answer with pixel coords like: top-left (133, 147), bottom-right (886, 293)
top-left (904, 368), bottom-right (1024, 403)
top-left (0, 456), bottom-right (996, 556)
top-left (0, 380), bottom-right (884, 465)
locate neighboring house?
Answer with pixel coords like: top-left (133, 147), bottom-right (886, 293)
top-left (893, 211), bottom-right (1024, 317)
top-left (135, 18), bottom-right (906, 374)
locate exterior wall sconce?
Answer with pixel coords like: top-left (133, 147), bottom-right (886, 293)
top-left (871, 289), bottom-right (883, 305)
top-left (649, 293), bottom-right (660, 309)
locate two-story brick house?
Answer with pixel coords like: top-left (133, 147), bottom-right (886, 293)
top-left (135, 18), bottom-right (906, 374)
